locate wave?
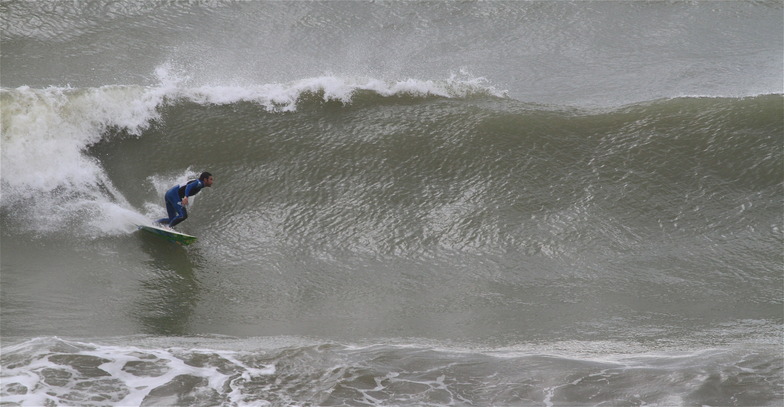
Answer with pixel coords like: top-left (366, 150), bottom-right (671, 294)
top-left (0, 71), bottom-right (507, 236)
top-left (1, 71), bottom-right (781, 247)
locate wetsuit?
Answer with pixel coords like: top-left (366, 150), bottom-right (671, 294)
top-left (156, 179), bottom-right (205, 228)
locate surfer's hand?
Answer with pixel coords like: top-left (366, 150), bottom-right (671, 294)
top-left (182, 197), bottom-right (189, 206)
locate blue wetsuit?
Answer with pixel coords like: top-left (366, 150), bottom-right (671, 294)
top-left (157, 179), bottom-right (205, 228)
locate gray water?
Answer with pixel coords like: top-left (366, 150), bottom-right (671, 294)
top-left (1, 1), bottom-right (782, 406)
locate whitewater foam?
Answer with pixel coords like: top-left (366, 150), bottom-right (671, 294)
top-left (1, 337), bottom-right (276, 407)
top-left (0, 85), bottom-right (163, 236)
top-left (4, 336), bottom-right (780, 407)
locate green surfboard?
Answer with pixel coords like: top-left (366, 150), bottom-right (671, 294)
top-left (138, 224), bottom-right (197, 245)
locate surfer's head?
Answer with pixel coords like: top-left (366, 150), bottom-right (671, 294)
top-left (200, 171), bottom-right (214, 187)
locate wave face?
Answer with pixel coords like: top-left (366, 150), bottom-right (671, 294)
top-left (1, 1), bottom-right (782, 406)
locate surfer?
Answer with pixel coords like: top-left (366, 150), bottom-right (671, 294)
top-left (156, 172), bottom-right (214, 228)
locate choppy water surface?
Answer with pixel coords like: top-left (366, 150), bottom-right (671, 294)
top-left (2, 1), bottom-right (782, 406)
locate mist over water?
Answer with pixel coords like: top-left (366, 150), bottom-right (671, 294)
top-left (1, 1), bottom-right (782, 406)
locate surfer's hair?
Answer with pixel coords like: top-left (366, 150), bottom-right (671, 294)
top-left (199, 171), bottom-right (212, 181)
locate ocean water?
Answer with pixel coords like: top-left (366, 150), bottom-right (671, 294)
top-left (1, 1), bottom-right (782, 406)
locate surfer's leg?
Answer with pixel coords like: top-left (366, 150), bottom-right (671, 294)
top-left (168, 204), bottom-right (188, 228)
top-left (156, 199), bottom-right (177, 224)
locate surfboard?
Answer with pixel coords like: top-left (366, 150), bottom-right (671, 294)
top-left (137, 224), bottom-right (197, 245)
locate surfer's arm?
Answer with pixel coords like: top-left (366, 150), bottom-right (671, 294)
top-left (181, 180), bottom-right (203, 205)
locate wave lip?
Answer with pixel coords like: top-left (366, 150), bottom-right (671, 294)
top-left (169, 71), bottom-right (509, 112)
